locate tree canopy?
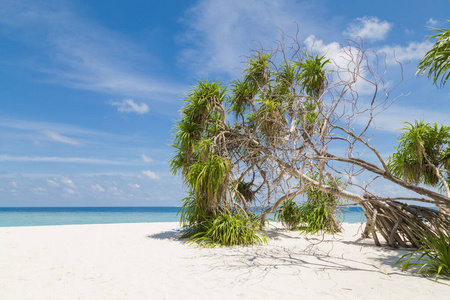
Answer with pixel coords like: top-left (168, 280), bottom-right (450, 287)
top-left (171, 35), bottom-right (450, 248)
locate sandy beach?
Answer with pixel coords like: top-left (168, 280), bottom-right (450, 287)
top-left (1, 222), bottom-right (448, 299)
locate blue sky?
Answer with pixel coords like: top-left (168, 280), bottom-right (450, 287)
top-left (0, 0), bottom-right (449, 207)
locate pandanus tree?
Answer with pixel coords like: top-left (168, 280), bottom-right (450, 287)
top-left (170, 81), bottom-right (231, 221)
top-left (171, 34), bottom-right (450, 247)
top-left (417, 26), bottom-right (450, 87)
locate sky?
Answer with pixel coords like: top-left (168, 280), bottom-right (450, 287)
top-left (0, 0), bottom-right (449, 207)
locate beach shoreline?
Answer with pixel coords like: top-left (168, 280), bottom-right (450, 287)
top-left (1, 222), bottom-right (448, 299)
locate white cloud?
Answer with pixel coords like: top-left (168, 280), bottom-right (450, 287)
top-left (426, 18), bottom-right (438, 27)
top-left (110, 99), bottom-right (149, 115)
top-left (61, 177), bottom-right (76, 189)
top-left (42, 130), bottom-right (81, 146)
top-left (141, 154), bottom-right (153, 163)
top-left (128, 183), bottom-right (141, 189)
top-left (381, 40), bottom-right (433, 65)
top-left (141, 170), bottom-right (160, 180)
top-left (91, 184), bottom-right (105, 192)
top-left (344, 16), bottom-right (392, 42)
top-left (0, 155), bottom-right (131, 165)
top-left (47, 179), bottom-right (59, 187)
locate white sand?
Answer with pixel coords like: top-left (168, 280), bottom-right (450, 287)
top-left (1, 222), bottom-right (449, 299)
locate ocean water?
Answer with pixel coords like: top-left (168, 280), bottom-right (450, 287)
top-left (0, 207), bottom-right (180, 227)
top-left (337, 206), bottom-right (366, 223)
top-left (0, 206), bottom-right (366, 227)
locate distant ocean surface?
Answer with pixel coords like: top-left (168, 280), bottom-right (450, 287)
top-left (0, 206), bottom-right (365, 227)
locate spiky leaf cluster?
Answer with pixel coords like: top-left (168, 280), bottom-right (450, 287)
top-left (298, 54), bottom-right (330, 99)
top-left (226, 52), bottom-right (329, 146)
top-left (171, 81), bottom-right (230, 219)
top-left (417, 26), bottom-right (450, 87)
top-left (387, 121), bottom-right (450, 189)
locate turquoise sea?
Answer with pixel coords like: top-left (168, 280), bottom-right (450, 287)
top-left (0, 206), bottom-right (366, 227)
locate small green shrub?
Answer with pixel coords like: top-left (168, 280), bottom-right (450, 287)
top-left (275, 198), bottom-right (339, 234)
top-left (275, 198), bottom-right (302, 230)
top-left (297, 201), bottom-right (332, 234)
top-left (181, 213), bottom-right (268, 247)
top-left (396, 229), bottom-right (450, 280)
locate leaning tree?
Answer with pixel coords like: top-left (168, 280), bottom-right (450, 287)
top-left (171, 34), bottom-right (450, 248)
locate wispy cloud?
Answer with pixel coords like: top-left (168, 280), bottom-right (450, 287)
top-left (0, 118), bottom-right (92, 135)
top-left (0, 155), bottom-right (132, 165)
top-left (47, 179), bottom-right (59, 187)
top-left (0, 0), bottom-right (185, 101)
top-left (30, 187), bottom-right (46, 194)
top-left (180, 0), bottom-right (333, 78)
top-left (0, 172), bottom-right (139, 179)
top-left (0, 170), bottom-right (185, 206)
top-left (91, 184), bottom-right (105, 192)
top-left (0, 118), bottom-right (152, 147)
top-left (109, 99), bottom-right (149, 115)
top-left (42, 130), bottom-right (81, 146)
top-left (344, 16), bottom-right (392, 42)
top-left (61, 177), bottom-right (76, 188)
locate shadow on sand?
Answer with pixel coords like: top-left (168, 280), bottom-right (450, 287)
top-left (147, 230), bottom-right (186, 242)
top-left (146, 226), bottom-right (432, 285)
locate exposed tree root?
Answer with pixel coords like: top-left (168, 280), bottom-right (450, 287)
top-left (361, 200), bottom-right (450, 248)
